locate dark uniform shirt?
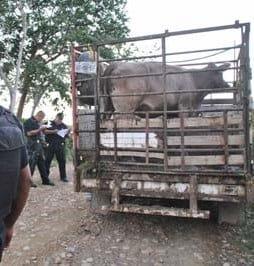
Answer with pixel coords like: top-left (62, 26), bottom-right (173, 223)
top-left (23, 116), bottom-right (42, 141)
top-left (23, 116), bottom-right (49, 181)
top-left (45, 121), bottom-right (68, 146)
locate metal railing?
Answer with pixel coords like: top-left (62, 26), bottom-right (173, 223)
top-left (71, 22), bottom-right (251, 177)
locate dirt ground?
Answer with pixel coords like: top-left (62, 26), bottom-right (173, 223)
top-left (1, 163), bottom-right (254, 266)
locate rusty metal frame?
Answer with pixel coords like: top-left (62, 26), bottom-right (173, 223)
top-left (95, 22), bottom-right (249, 46)
top-left (161, 36), bottom-right (168, 171)
top-left (70, 46), bottom-right (80, 192)
top-left (71, 22), bottom-right (252, 216)
top-left (180, 113), bottom-right (185, 170)
top-left (98, 45), bottom-right (241, 63)
top-left (110, 204), bottom-right (210, 219)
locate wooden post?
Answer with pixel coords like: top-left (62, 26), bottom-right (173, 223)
top-left (145, 112), bottom-right (149, 164)
top-left (189, 175), bottom-right (198, 212)
top-left (113, 114), bottom-right (118, 162)
top-left (180, 112), bottom-right (185, 169)
top-left (223, 111), bottom-right (229, 170)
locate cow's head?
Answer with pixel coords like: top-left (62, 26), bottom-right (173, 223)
top-left (205, 63), bottom-right (231, 89)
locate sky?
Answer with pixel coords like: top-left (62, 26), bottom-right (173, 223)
top-left (126, 0), bottom-right (253, 37)
top-left (126, 0), bottom-right (253, 75)
top-left (1, 0), bottom-right (253, 124)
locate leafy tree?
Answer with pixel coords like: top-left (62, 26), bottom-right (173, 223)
top-left (0, 0), bottom-right (27, 112)
top-left (26, 59), bottom-right (69, 115)
top-left (0, 0), bottom-right (129, 117)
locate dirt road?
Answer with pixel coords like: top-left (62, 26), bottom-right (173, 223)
top-left (1, 164), bottom-right (253, 266)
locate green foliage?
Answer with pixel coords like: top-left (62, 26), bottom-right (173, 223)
top-left (0, 0), bottom-right (129, 116)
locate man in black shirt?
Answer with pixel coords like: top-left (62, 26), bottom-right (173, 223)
top-left (0, 106), bottom-right (30, 262)
top-left (23, 111), bottom-right (54, 186)
top-left (45, 113), bottom-right (70, 182)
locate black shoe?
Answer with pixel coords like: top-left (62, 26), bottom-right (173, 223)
top-left (61, 178), bottom-right (68, 182)
top-left (42, 180), bottom-right (55, 186)
top-left (30, 182), bottom-right (37, 188)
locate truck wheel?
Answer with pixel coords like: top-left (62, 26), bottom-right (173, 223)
top-left (218, 202), bottom-right (244, 225)
top-left (90, 191), bottom-right (111, 214)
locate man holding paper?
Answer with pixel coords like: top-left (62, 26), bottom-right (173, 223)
top-left (24, 111), bottom-right (55, 187)
top-left (45, 113), bottom-right (70, 182)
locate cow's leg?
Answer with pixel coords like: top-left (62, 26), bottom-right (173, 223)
top-left (109, 77), bottom-right (148, 120)
top-left (99, 96), bottom-right (114, 121)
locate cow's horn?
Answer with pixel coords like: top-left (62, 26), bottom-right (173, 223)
top-left (218, 63), bottom-right (231, 71)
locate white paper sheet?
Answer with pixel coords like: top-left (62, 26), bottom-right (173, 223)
top-left (57, 129), bottom-right (69, 138)
top-left (45, 121), bottom-right (52, 128)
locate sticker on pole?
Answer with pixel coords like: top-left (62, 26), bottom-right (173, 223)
top-left (75, 61), bottom-right (97, 74)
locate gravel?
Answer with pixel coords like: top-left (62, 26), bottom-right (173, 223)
top-left (1, 163), bottom-right (253, 266)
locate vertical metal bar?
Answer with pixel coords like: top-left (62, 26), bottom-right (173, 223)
top-left (245, 24), bottom-right (251, 174)
top-left (189, 175), bottom-right (198, 212)
top-left (180, 113), bottom-right (185, 169)
top-left (234, 59), bottom-right (239, 105)
top-left (161, 35), bottom-right (168, 170)
top-left (113, 114), bottom-right (117, 162)
top-left (95, 45), bottom-right (101, 166)
top-left (145, 112), bottom-right (149, 164)
top-left (71, 46), bottom-right (80, 192)
top-left (242, 24), bottom-right (251, 173)
top-left (233, 41), bottom-right (237, 105)
top-left (223, 111), bottom-right (229, 170)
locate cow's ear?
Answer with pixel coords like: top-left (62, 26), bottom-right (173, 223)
top-left (217, 63), bottom-right (231, 71)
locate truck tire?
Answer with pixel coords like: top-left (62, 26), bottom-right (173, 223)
top-left (218, 202), bottom-right (244, 225)
top-left (90, 191), bottom-right (111, 214)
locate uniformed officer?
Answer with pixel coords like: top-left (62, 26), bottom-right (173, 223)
top-left (0, 105), bottom-right (31, 262)
top-left (23, 111), bottom-right (54, 186)
top-left (45, 113), bottom-right (70, 182)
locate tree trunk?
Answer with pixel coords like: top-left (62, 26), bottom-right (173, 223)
top-left (9, 89), bottom-right (17, 113)
top-left (17, 71), bottom-right (31, 119)
top-left (31, 103), bottom-right (37, 116)
top-left (17, 90), bottom-right (27, 118)
top-left (31, 93), bottom-right (44, 116)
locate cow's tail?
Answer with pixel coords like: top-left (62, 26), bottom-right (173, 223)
top-left (100, 63), bottom-right (115, 119)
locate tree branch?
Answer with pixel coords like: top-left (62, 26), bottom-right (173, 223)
top-left (44, 45), bottom-right (66, 64)
top-left (14, 0), bottom-right (27, 92)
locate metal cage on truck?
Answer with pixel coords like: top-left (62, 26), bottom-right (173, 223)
top-left (71, 22), bottom-right (253, 223)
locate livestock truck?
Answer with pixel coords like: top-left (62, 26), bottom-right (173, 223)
top-left (71, 22), bottom-right (253, 224)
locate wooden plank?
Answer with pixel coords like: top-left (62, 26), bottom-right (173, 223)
top-left (167, 135), bottom-right (244, 146)
top-left (100, 150), bottom-right (244, 165)
top-left (100, 114), bottom-right (242, 130)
